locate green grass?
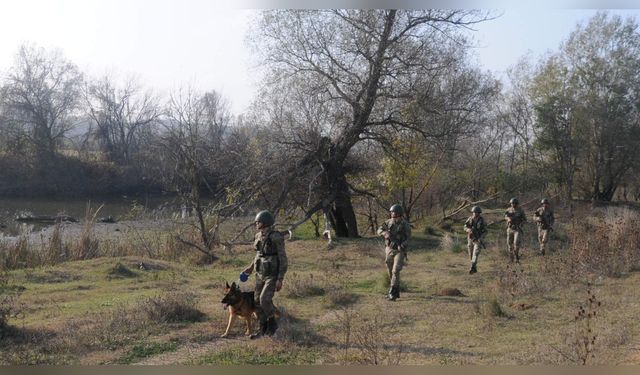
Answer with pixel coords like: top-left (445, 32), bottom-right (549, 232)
top-left (289, 219), bottom-right (322, 240)
top-left (2, 210), bottom-right (640, 365)
top-left (193, 345), bottom-right (318, 365)
top-left (116, 341), bottom-right (179, 364)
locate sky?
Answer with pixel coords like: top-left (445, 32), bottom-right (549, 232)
top-left (1, 1), bottom-right (640, 115)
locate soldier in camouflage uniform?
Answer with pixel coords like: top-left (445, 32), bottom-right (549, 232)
top-left (242, 210), bottom-right (288, 338)
top-left (464, 206), bottom-right (487, 274)
top-left (377, 204), bottom-right (411, 301)
top-left (504, 198), bottom-right (526, 263)
top-left (533, 198), bottom-right (555, 255)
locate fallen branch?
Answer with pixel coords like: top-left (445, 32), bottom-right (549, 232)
top-left (440, 192), bottom-right (499, 222)
top-left (176, 235), bottom-right (216, 260)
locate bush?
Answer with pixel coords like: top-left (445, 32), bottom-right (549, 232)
top-left (487, 296), bottom-right (507, 318)
top-left (107, 262), bottom-right (138, 279)
top-left (563, 207), bottom-right (640, 278)
top-left (0, 272), bottom-right (24, 338)
top-left (141, 292), bottom-right (206, 323)
top-left (440, 233), bottom-right (466, 254)
top-left (284, 272), bottom-right (325, 299)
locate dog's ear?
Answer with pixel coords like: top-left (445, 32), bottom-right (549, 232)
top-left (225, 281), bottom-right (230, 288)
top-left (231, 281), bottom-right (237, 289)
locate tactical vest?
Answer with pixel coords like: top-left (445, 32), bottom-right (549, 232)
top-left (466, 217), bottom-right (485, 237)
top-left (255, 231), bottom-right (280, 278)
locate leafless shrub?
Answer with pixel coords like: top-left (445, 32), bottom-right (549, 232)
top-left (550, 286), bottom-right (601, 365)
top-left (140, 291), bottom-right (206, 323)
top-left (333, 305), bottom-right (357, 363)
top-left (333, 306), bottom-right (406, 365)
top-left (37, 222), bottom-right (68, 265)
top-left (562, 208), bottom-right (640, 278)
top-left (0, 235), bottom-right (34, 270)
top-left (494, 263), bottom-right (542, 300)
top-left (440, 233), bottom-right (465, 253)
top-left (283, 272), bottom-right (325, 299)
top-left (70, 205), bottom-right (101, 260)
top-left (273, 306), bottom-right (323, 347)
top-left (0, 272), bottom-right (24, 338)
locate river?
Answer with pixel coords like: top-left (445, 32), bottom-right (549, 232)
top-left (0, 195), bottom-right (185, 237)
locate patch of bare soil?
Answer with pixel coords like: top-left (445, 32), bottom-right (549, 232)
top-left (433, 288), bottom-right (466, 297)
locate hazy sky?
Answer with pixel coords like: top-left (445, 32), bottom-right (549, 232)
top-left (1, 1), bottom-right (640, 114)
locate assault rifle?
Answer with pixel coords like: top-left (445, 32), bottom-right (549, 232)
top-left (467, 230), bottom-right (486, 249)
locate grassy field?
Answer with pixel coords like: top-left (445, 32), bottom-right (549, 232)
top-left (1, 206), bottom-right (640, 365)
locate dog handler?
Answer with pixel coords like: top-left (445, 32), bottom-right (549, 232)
top-left (242, 210), bottom-right (288, 338)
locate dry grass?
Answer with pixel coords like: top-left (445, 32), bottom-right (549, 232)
top-left (284, 272), bottom-right (326, 299)
top-left (1, 203), bottom-right (640, 364)
top-left (140, 291), bottom-right (206, 324)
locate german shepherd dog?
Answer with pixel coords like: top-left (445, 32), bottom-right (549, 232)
top-left (220, 281), bottom-right (257, 338)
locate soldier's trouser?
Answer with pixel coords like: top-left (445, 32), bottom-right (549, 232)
top-left (538, 227), bottom-right (550, 253)
top-left (467, 238), bottom-right (481, 264)
top-left (385, 247), bottom-right (404, 288)
top-left (255, 276), bottom-right (277, 323)
top-left (507, 228), bottom-right (522, 260)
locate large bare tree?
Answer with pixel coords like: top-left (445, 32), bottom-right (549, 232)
top-left (1, 44), bottom-right (83, 160)
top-left (251, 10), bottom-right (493, 237)
top-left (85, 75), bottom-right (160, 165)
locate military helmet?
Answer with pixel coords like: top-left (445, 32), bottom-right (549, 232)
top-left (471, 206), bottom-right (482, 213)
top-left (541, 198), bottom-right (550, 204)
top-left (389, 204), bottom-right (404, 215)
top-left (254, 210), bottom-right (275, 226)
top-left (509, 197), bottom-right (519, 205)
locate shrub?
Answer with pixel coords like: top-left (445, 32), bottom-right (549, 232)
top-left (440, 233), bottom-right (465, 254)
top-left (0, 272), bottom-right (24, 338)
top-left (141, 292), bottom-right (206, 323)
top-left (284, 272), bottom-right (325, 299)
top-left (487, 296), bottom-right (507, 318)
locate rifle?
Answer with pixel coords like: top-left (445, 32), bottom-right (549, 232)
top-left (468, 231), bottom-right (486, 249)
top-left (505, 211), bottom-right (524, 232)
top-left (390, 240), bottom-right (408, 262)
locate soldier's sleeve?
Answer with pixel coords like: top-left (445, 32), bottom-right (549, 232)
top-left (464, 217), bottom-right (472, 229)
top-left (520, 208), bottom-right (527, 222)
top-left (479, 217), bottom-right (487, 235)
top-left (402, 221), bottom-right (411, 247)
top-left (249, 232), bottom-right (261, 267)
top-left (272, 232), bottom-right (288, 280)
top-left (376, 221), bottom-right (389, 236)
top-left (550, 211), bottom-right (555, 226)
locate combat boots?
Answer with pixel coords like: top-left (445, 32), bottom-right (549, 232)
top-left (387, 286), bottom-right (399, 301)
top-left (469, 262), bottom-right (477, 274)
top-left (265, 317), bottom-right (278, 336)
top-left (250, 318), bottom-right (269, 340)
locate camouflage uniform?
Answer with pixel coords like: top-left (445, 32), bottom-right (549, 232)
top-left (251, 228), bottom-right (288, 329)
top-left (377, 218), bottom-right (411, 292)
top-left (533, 206), bottom-right (554, 255)
top-left (504, 206), bottom-right (526, 262)
top-left (464, 214), bottom-right (487, 267)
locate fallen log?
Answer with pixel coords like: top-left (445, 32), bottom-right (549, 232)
top-left (15, 214), bottom-right (78, 223)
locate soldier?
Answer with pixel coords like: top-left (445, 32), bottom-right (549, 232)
top-left (464, 206), bottom-right (487, 274)
top-left (533, 198), bottom-right (555, 255)
top-left (242, 210), bottom-right (288, 339)
top-left (377, 204), bottom-right (411, 301)
top-left (504, 198), bottom-right (526, 263)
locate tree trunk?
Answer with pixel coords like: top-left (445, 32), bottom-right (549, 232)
top-left (329, 176), bottom-right (359, 238)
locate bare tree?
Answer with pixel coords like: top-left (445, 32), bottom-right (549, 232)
top-left (85, 75), bottom-right (160, 165)
top-left (1, 44), bottom-right (83, 160)
top-left (251, 9), bottom-right (494, 237)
